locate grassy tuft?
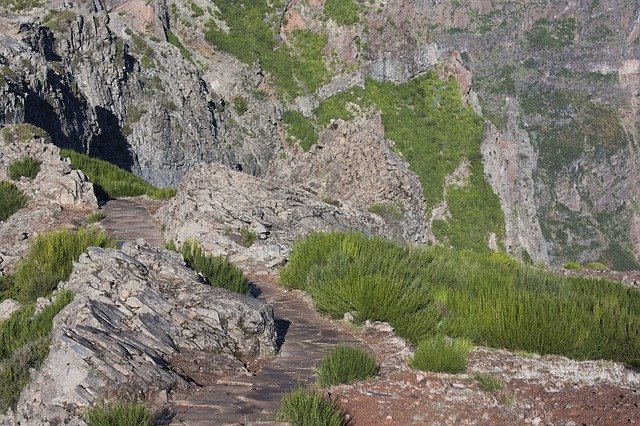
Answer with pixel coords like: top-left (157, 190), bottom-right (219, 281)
top-left (317, 346), bottom-right (377, 387)
top-left (0, 290), bottom-right (73, 413)
top-left (86, 211), bottom-right (106, 224)
top-left (280, 231), bottom-right (640, 365)
top-left (8, 156), bottom-right (41, 180)
top-left (411, 336), bottom-right (471, 374)
top-left (564, 261), bottom-right (582, 270)
top-left (12, 227), bottom-right (113, 302)
top-left (473, 372), bottom-right (504, 392)
top-left (275, 388), bottom-right (344, 426)
top-left (177, 239), bottom-right (250, 295)
top-left (324, 0), bottom-right (359, 25)
top-left (0, 181), bottom-right (27, 221)
top-left (60, 149), bottom-right (176, 200)
top-left (282, 110), bottom-right (318, 151)
top-left (84, 401), bottom-right (153, 426)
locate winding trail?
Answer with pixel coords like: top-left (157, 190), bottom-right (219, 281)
top-left (170, 273), bottom-right (361, 425)
top-left (100, 198), bottom-right (165, 247)
top-left (100, 197), bottom-right (363, 425)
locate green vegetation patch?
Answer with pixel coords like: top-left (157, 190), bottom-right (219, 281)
top-left (85, 401), bottom-right (153, 426)
top-left (86, 211), bottom-right (106, 224)
top-left (11, 227), bottom-right (113, 302)
top-left (317, 346), bottom-right (377, 387)
top-left (411, 336), bottom-right (471, 374)
top-left (275, 388), bottom-right (344, 426)
top-left (60, 149), bottom-right (176, 200)
top-left (368, 202), bottom-right (404, 222)
top-left (0, 290), bottom-right (73, 413)
top-left (474, 372), bottom-right (504, 392)
top-left (0, 181), bottom-right (27, 221)
top-left (1, 124), bottom-right (49, 144)
top-left (526, 18), bottom-right (577, 49)
top-left (324, 0), bottom-right (359, 25)
top-left (8, 156), bottom-right (41, 180)
top-left (166, 29), bottom-right (192, 61)
top-left (0, 0), bottom-right (42, 12)
top-left (232, 96), bottom-right (248, 115)
top-left (42, 10), bottom-right (76, 33)
top-left (204, 1), bottom-right (329, 98)
top-left (281, 232), bottom-right (640, 365)
top-left (600, 242), bottom-right (640, 271)
top-left (282, 110), bottom-right (318, 151)
top-left (176, 239), bottom-right (250, 295)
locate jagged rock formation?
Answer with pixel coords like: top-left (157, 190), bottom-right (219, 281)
top-left (0, 3), bottom-right (282, 186)
top-left (268, 115), bottom-right (428, 244)
top-left (156, 163), bottom-right (392, 265)
top-left (0, 127), bottom-right (97, 273)
top-left (7, 242), bottom-right (276, 425)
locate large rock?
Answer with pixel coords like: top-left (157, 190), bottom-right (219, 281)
top-left (0, 130), bottom-right (98, 273)
top-left (268, 114), bottom-right (428, 244)
top-left (156, 163), bottom-right (393, 265)
top-left (9, 241), bottom-right (276, 425)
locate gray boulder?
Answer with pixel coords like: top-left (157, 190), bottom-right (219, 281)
top-left (9, 241), bottom-right (276, 425)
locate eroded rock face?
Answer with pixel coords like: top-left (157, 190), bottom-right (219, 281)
top-left (9, 242), bottom-right (276, 425)
top-left (0, 132), bottom-right (97, 273)
top-left (268, 115), bottom-right (428, 244)
top-left (156, 163), bottom-right (392, 265)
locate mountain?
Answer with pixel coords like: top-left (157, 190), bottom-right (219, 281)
top-left (0, 0), bottom-right (638, 267)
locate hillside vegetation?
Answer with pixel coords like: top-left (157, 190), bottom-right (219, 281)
top-left (61, 149), bottom-right (176, 200)
top-left (281, 232), bottom-right (640, 365)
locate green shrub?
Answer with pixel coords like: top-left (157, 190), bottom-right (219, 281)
top-left (474, 372), bottom-right (504, 392)
top-left (86, 211), bottom-right (106, 223)
top-left (8, 156), bottom-right (41, 180)
top-left (280, 231), bottom-right (640, 365)
top-left (60, 149), bottom-right (176, 200)
top-left (324, 0), bottom-right (359, 25)
top-left (84, 401), bottom-right (153, 426)
top-left (13, 228), bottom-right (113, 302)
top-left (239, 227), bottom-right (257, 248)
top-left (0, 291), bottom-right (73, 413)
top-left (275, 388), bottom-right (344, 426)
top-left (317, 346), bottom-right (377, 387)
top-left (178, 239), bottom-right (249, 295)
top-left (586, 261), bottom-right (608, 271)
top-left (368, 202), bottom-right (404, 222)
top-left (232, 96), bottom-right (248, 115)
top-left (166, 29), bottom-right (192, 60)
top-left (411, 336), bottom-right (471, 374)
top-left (0, 181), bottom-right (26, 221)
top-left (564, 261), bottom-right (582, 270)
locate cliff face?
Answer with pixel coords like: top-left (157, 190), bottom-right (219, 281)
top-left (1, 0), bottom-right (638, 267)
top-left (0, 2), bottom-right (282, 186)
top-left (423, 0), bottom-right (640, 267)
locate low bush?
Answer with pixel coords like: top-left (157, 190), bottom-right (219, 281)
top-left (275, 388), bottom-right (344, 426)
top-left (178, 240), bottom-right (250, 295)
top-left (317, 346), bottom-right (377, 387)
top-left (0, 181), bottom-right (26, 221)
top-left (13, 227), bottom-right (113, 302)
top-left (280, 232), bottom-right (640, 365)
top-left (1, 124), bottom-right (49, 144)
top-left (8, 156), bottom-right (41, 180)
top-left (86, 211), bottom-right (106, 224)
top-left (411, 336), bottom-right (471, 374)
top-left (564, 261), bottom-right (582, 270)
top-left (473, 372), bottom-right (504, 392)
top-left (60, 149), bottom-right (176, 200)
top-left (84, 401), bottom-right (153, 426)
top-left (0, 291), bottom-right (73, 413)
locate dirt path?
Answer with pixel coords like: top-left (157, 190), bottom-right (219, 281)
top-left (169, 272), bottom-right (362, 425)
top-left (100, 198), bottom-right (165, 247)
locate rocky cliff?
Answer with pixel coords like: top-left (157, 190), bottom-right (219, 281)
top-left (1, 0), bottom-right (638, 268)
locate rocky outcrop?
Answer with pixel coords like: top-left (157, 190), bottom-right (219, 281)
top-left (0, 129), bottom-right (97, 273)
top-left (481, 100), bottom-right (548, 263)
top-left (0, 4), bottom-right (282, 186)
top-left (156, 163), bottom-right (392, 265)
top-left (268, 114), bottom-right (428, 244)
top-left (9, 241), bottom-right (276, 425)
